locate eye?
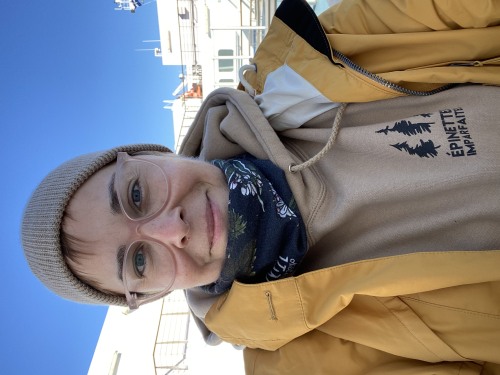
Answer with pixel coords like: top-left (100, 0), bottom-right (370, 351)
top-left (133, 246), bottom-right (146, 277)
top-left (130, 180), bottom-right (142, 209)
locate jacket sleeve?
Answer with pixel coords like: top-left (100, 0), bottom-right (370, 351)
top-left (317, 0), bottom-right (500, 77)
top-left (319, 0), bottom-right (500, 34)
top-left (243, 332), bottom-right (496, 375)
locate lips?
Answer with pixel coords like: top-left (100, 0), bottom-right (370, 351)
top-left (206, 195), bottom-right (215, 253)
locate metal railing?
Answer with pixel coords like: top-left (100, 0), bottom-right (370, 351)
top-left (153, 291), bottom-right (191, 375)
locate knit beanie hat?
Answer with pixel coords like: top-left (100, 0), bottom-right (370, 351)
top-left (21, 144), bottom-right (171, 306)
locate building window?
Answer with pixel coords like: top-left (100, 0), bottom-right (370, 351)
top-left (218, 49), bottom-right (234, 72)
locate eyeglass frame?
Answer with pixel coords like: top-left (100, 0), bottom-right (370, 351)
top-left (115, 152), bottom-right (175, 310)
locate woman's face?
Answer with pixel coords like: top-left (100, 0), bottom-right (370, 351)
top-left (63, 153), bottom-right (229, 296)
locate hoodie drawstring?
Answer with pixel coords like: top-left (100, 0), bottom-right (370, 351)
top-left (289, 102), bottom-right (347, 173)
top-left (239, 64), bottom-right (257, 98)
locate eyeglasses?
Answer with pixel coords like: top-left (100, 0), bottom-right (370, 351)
top-left (115, 152), bottom-right (176, 310)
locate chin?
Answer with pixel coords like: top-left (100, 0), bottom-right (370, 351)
top-left (204, 262), bottom-right (224, 285)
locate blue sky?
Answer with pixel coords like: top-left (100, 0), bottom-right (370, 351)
top-left (1, 1), bottom-right (179, 374)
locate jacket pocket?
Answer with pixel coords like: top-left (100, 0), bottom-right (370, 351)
top-left (318, 294), bottom-right (469, 362)
top-left (402, 281), bottom-right (500, 364)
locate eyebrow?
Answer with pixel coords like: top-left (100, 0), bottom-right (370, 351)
top-left (108, 172), bottom-right (122, 216)
top-left (109, 172), bottom-right (126, 282)
top-left (116, 245), bottom-right (126, 282)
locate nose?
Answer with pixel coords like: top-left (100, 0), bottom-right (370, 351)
top-left (137, 207), bottom-right (190, 248)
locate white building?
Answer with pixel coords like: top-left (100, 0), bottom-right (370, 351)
top-left (88, 291), bottom-right (247, 375)
top-left (155, 0), bottom-right (277, 151)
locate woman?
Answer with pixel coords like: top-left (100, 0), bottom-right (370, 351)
top-left (22, 0), bottom-right (500, 373)
top-left (22, 84), bottom-right (500, 374)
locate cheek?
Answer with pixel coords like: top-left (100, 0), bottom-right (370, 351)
top-left (175, 160), bottom-right (222, 185)
top-left (171, 254), bottom-right (223, 290)
top-left (146, 247), bottom-right (177, 290)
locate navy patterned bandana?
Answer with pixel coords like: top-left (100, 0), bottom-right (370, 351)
top-left (201, 154), bottom-right (307, 295)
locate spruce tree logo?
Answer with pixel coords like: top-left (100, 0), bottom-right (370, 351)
top-left (376, 119), bottom-right (434, 136)
top-left (376, 114), bottom-right (441, 158)
top-left (391, 140), bottom-right (440, 158)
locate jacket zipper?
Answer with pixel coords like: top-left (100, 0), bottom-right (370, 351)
top-left (332, 49), bottom-right (454, 96)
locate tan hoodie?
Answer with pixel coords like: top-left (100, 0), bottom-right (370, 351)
top-left (182, 85), bottom-right (500, 270)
